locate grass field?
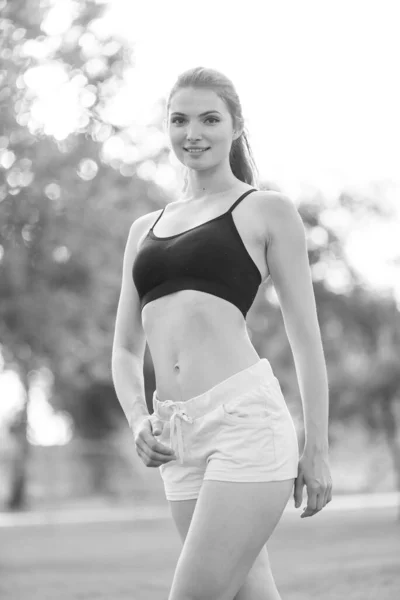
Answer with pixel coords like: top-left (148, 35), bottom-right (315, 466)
top-left (1, 505), bottom-right (400, 600)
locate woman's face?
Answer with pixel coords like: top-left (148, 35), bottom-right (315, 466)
top-left (166, 87), bottom-right (239, 171)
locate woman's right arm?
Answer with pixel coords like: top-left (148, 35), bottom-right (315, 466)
top-left (111, 215), bottom-right (152, 433)
top-left (112, 213), bottom-right (177, 467)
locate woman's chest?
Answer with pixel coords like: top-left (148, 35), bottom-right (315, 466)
top-left (149, 192), bottom-right (270, 283)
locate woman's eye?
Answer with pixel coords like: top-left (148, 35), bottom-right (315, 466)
top-left (171, 117), bottom-right (219, 125)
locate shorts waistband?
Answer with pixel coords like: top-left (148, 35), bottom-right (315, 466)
top-left (153, 358), bottom-right (274, 421)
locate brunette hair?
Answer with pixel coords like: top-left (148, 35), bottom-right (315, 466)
top-left (166, 67), bottom-right (260, 193)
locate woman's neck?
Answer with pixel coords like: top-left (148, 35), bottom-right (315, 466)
top-left (182, 180), bottom-right (242, 202)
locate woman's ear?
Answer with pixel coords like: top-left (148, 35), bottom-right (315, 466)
top-left (232, 117), bottom-right (244, 141)
top-left (232, 129), bottom-right (243, 142)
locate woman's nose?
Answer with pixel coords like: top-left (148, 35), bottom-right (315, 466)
top-left (186, 125), bottom-right (202, 140)
top-left (187, 134), bottom-right (201, 142)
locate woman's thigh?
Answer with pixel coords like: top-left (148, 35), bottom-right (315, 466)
top-left (169, 498), bottom-right (197, 544)
top-left (168, 478), bottom-right (294, 600)
top-left (169, 497), bottom-right (281, 600)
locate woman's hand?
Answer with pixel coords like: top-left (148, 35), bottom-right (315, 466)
top-left (132, 415), bottom-right (177, 467)
top-left (293, 449), bottom-right (333, 517)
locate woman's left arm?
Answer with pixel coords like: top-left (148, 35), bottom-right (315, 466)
top-left (262, 192), bottom-right (333, 517)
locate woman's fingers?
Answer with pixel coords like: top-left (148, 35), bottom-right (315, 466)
top-left (134, 422), bottom-right (177, 467)
top-left (135, 443), bottom-right (164, 467)
top-left (136, 440), bottom-right (173, 466)
top-left (142, 427), bottom-right (176, 457)
top-left (301, 480), bottom-right (333, 517)
top-left (325, 480), bottom-right (333, 504)
top-left (301, 486), bottom-right (319, 518)
top-left (149, 416), bottom-right (164, 436)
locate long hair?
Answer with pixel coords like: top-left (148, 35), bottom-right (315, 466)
top-left (166, 67), bottom-right (260, 194)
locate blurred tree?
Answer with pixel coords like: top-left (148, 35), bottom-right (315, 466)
top-left (69, 380), bottom-right (123, 496)
top-left (0, 0), bottom-right (168, 509)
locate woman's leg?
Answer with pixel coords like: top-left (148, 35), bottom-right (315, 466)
top-left (168, 478), bottom-right (294, 600)
top-left (233, 544), bottom-right (282, 600)
top-left (169, 499), bottom-right (282, 600)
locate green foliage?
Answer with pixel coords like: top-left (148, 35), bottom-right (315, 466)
top-left (0, 0), bottom-right (167, 439)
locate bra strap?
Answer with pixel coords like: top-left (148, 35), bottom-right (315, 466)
top-left (150, 207), bottom-right (166, 230)
top-left (228, 188), bottom-right (258, 213)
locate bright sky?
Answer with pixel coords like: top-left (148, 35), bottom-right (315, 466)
top-left (1, 0), bottom-right (399, 445)
top-left (103, 0), bottom-right (400, 192)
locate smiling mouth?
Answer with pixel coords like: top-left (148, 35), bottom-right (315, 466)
top-left (184, 148), bottom-right (210, 153)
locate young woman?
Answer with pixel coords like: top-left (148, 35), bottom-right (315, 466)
top-left (112, 66), bottom-right (332, 600)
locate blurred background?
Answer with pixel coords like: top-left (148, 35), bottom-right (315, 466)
top-left (1, 0), bottom-right (400, 515)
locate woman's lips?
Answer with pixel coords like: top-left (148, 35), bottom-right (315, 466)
top-left (184, 147), bottom-right (210, 153)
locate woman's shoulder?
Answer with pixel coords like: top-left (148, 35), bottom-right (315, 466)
top-left (127, 207), bottom-right (165, 253)
top-left (253, 189), bottom-right (295, 210)
top-left (253, 191), bottom-right (301, 244)
top-left (131, 206), bottom-right (164, 231)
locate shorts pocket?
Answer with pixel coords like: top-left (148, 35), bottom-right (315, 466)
top-left (221, 386), bottom-right (274, 426)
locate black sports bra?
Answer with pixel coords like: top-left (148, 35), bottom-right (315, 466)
top-left (132, 188), bottom-right (262, 318)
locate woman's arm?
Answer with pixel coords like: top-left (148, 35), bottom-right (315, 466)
top-left (112, 347), bottom-right (149, 431)
top-left (262, 193), bottom-right (329, 453)
top-left (262, 192), bottom-right (332, 517)
top-left (112, 218), bottom-right (150, 432)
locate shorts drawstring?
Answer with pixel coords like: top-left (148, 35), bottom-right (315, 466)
top-left (161, 400), bottom-right (194, 464)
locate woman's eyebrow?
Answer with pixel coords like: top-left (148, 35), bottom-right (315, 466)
top-left (170, 110), bottom-right (222, 117)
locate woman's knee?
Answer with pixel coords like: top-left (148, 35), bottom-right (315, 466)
top-left (234, 545), bottom-right (282, 600)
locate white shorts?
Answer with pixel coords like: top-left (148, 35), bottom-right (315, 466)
top-left (151, 358), bottom-right (299, 501)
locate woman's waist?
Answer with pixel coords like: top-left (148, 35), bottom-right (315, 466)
top-left (145, 296), bottom-right (251, 352)
top-left (152, 344), bottom-right (261, 404)
top-left (142, 290), bottom-right (246, 333)
top-left (143, 293), bottom-right (260, 401)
